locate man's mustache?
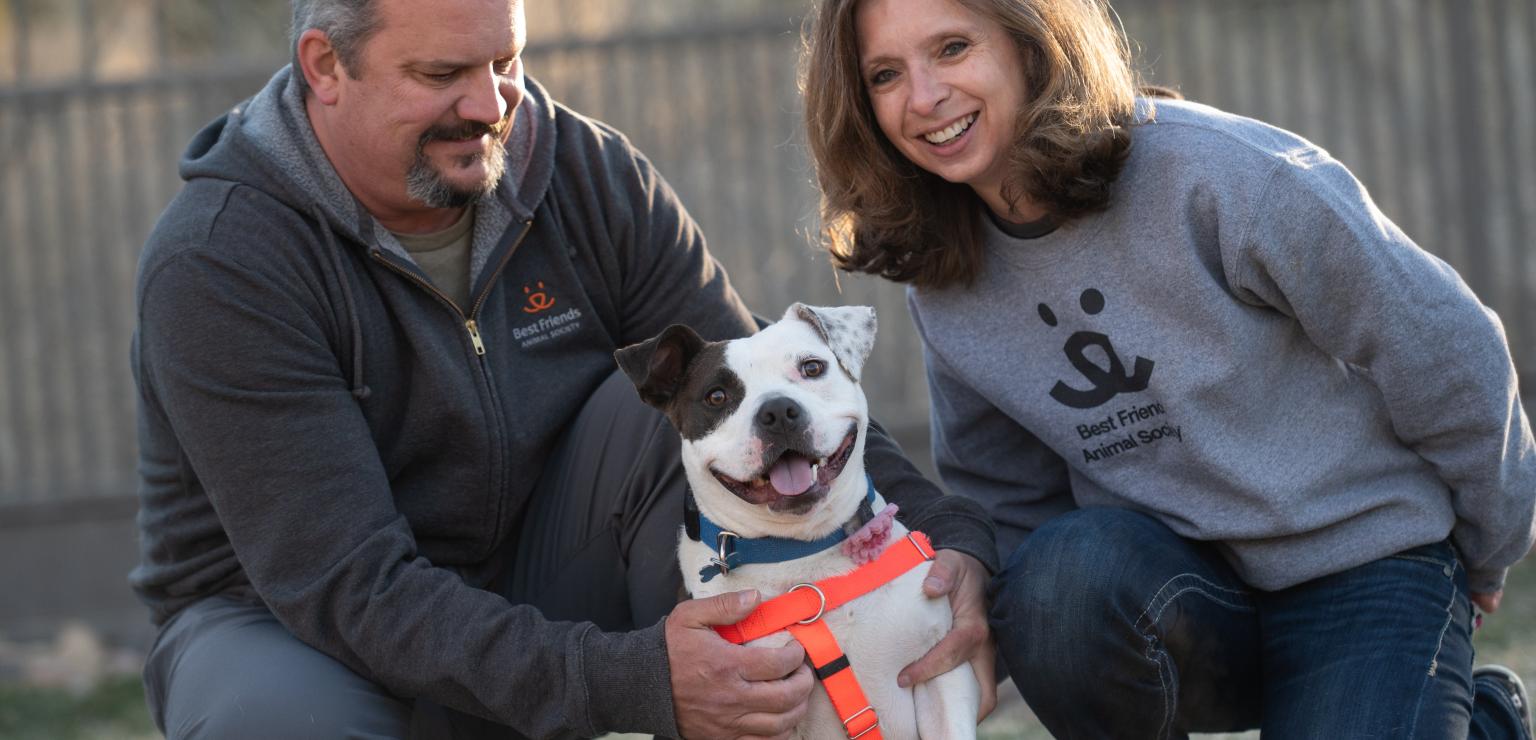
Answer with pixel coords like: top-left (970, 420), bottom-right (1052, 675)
top-left (418, 116), bottom-right (510, 146)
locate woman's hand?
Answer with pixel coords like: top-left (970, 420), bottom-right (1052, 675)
top-left (897, 549), bottom-right (998, 721)
top-left (1471, 590), bottom-right (1503, 614)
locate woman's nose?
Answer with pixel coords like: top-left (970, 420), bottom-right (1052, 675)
top-left (908, 66), bottom-right (950, 115)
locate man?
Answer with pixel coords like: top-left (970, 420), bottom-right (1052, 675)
top-left (129, 0), bottom-right (1000, 737)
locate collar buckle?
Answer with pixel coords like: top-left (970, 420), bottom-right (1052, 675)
top-left (710, 531), bottom-right (739, 575)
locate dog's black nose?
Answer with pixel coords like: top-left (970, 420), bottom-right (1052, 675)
top-left (755, 395), bottom-right (807, 436)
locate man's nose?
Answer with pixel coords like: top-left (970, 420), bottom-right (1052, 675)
top-left (457, 65), bottom-right (521, 125)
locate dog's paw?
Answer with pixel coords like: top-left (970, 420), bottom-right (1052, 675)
top-left (842, 503), bottom-right (898, 565)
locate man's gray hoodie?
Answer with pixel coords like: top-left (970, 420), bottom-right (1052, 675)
top-left (130, 68), bottom-right (996, 738)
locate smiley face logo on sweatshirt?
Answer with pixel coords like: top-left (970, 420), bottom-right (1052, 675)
top-left (1038, 289), bottom-right (1154, 409)
top-left (522, 281), bottom-right (556, 314)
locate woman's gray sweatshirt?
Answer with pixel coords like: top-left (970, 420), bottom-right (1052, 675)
top-left (911, 99), bottom-right (1535, 594)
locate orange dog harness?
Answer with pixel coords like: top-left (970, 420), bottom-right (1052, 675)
top-left (714, 531), bottom-right (937, 740)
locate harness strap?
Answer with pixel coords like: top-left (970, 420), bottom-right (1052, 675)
top-left (788, 620), bottom-right (881, 740)
top-left (714, 531), bottom-right (936, 645)
top-left (713, 531), bottom-right (937, 740)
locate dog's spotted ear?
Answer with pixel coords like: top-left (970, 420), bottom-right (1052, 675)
top-left (787, 303), bottom-right (877, 381)
top-left (615, 324), bottom-right (708, 410)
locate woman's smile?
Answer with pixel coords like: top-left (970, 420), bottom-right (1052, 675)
top-left (921, 111), bottom-right (979, 147)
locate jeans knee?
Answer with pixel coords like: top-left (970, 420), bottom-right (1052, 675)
top-left (996, 509), bottom-right (1158, 615)
top-left (990, 509), bottom-right (1184, 675)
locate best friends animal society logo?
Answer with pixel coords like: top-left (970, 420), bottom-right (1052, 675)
top-left (513, 281), bottom-right (583, 348)
top-left (1038, 288), bottom-right (1183, 464)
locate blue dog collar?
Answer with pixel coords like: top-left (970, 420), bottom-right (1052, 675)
top-left (698, 477), bottom-right (877, 583)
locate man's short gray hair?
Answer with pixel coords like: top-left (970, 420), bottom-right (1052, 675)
top-left (290, 0), bottom-right (382, 94)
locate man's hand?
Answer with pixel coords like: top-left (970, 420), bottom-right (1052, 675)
top-left (898, 550), bottom-right (997, 722)
top-left (666, 590), bottom-right (814, 740)
top-left (1471, 590), bottom-right (1503, 614)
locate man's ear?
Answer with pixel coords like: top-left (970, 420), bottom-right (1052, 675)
top-left (296, 28), bottom-right (343, 105)
top-left (785, 303), bottom-right (877, 381)
top-left (614, 325), bottom-right (708, 410)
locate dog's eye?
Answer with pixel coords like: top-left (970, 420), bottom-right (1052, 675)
top-left (704, 388), bottom-right (728, 407)
top-left (800, 359), bottom-right (827, 378)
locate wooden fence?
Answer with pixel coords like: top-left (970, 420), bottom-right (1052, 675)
top-left (1, 0), bottom-right (1532, 508)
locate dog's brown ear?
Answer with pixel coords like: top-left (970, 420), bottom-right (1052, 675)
top-left (786, 304), bottom-right (877, 381)
top-left (615, 324), bottom-right (707, 409)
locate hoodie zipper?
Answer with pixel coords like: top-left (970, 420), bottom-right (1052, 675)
top-left (464, 319), bottom-right (486, 355)
top-left (367, 218), bottom-right (535, 358)
top-left (469, 219), bottom-right (535, 325)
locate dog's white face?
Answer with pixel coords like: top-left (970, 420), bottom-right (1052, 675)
top-left (617, 304), bottom-right (878, 536)
top-left (690, 312), bottom-right (869, 518)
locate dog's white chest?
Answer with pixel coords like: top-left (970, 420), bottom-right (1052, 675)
top-left (681, 526), bottom-right (970, 740)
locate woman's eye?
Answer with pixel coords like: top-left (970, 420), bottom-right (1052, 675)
top-left (870, 69), bottom-right (896, 86)
top-left (800, 359), bottom-right (827, 378)
top-left (941, 40), bottom-right (969, 57)
top-left (705, 388), bottom-right (728, 407)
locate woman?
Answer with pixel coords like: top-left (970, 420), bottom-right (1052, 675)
top-left (801, 0), bottom-right (1536, 736)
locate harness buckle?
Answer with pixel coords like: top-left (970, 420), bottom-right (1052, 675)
top-left (905, 532), bottom-right (934, 561)
top-left (788, 582), bottom-right (828, 625)
top-left (710, 531), bottom-right (739, 575)
top-left (843, 705), bottom-right (877, 738)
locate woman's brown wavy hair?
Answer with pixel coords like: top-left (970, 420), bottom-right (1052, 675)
top-left (801, 0), bottom-right (1148, 290)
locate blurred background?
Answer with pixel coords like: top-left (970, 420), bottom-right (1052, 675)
top-left (0, 0), bottom-right (1532, 737)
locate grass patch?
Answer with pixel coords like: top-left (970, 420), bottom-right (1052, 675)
top-left (0, 674), bottom-right (157, 740)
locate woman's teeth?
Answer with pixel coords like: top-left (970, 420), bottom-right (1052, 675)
top-left (924, 113), bottom-right (977, 145)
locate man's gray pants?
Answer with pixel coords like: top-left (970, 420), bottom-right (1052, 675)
top-left (142, 370), bottom-right (688, 739)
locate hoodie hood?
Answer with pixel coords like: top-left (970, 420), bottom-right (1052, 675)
top-left (178, 65), bottom-right (555, 279)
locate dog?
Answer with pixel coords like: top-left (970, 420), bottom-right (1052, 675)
top-left (616, 303), bottom-right (979, 740)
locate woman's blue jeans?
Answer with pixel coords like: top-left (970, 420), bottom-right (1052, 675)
top-left (990, 507), bottom-right (1528, 739)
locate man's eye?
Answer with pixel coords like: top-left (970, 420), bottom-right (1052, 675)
top-left (493, 59), bottom-right (518, 76)
top-left (800, 359), bottom-right (827, 378)
top-left (705, 388), bottom-right (728, 407)
top-left (425, 70), bottom-right (458, 83)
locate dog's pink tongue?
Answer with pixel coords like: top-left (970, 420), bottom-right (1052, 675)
top-left (768, 455), bottom-right (815, 496)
